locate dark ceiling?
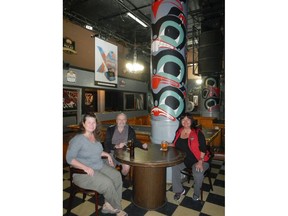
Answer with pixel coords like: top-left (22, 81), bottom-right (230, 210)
top-left (63, 0), bottom-right (224, 57)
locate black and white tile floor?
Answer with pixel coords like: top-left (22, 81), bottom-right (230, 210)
top-left (63, 160), bottom-right (224, 216)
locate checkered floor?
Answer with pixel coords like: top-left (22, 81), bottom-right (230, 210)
top-left (63, 160), bottom-right (225, 216)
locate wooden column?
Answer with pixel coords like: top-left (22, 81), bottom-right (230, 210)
top-left (132, 166), bottom-right (166, 210)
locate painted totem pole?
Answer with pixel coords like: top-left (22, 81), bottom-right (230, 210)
top-left (151, 0), bottom-right (188, 144)
top-left (200, 76), bottom-right (220, 118)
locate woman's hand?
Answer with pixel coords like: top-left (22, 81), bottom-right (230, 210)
top-left (106, 154), bottom-right (115, 167)
top-left (101, 151), bottom-right (115, 167)
top-left (142, 143), bottom-right (148, 149)
top-left (71, 159), bottom-right (94, 176)
top-left (195, 161), bottom-right (204, 172)
top-left (84, 167), bottom-right (94, 176)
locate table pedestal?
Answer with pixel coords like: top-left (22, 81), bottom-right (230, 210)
top-left (132, 166), bottom-right (166, 210)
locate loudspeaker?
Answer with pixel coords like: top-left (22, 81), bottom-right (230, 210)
top-left (198, 30), bottom-right (223, 75)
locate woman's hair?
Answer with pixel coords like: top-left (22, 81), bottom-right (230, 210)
top-left (80, 112), bottom-right (102, 141)
top-left (178, 112), bottom-right (198, 129)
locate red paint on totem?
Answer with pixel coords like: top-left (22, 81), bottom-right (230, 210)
top-left (152, 0), bottom-right (164, 17)
top-left (151, 107), bottom-right (176, 121)
top-left (152, 75), bottom-right (180, 89)
top-left (152, 0), bottom-right (183, 18)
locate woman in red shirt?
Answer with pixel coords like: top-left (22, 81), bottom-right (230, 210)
top-left (170, 112), bottom-right (210, 201)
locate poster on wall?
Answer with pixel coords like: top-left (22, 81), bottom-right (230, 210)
top-left (63, 89), bottom-right (78, 110)
top-left (95, 37), bottom-right (118, 87)
top-left (83, 91), bottom-right (96, 113)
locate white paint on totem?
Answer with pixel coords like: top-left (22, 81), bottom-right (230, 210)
top-left (151, 119), bottom-right (179, 144)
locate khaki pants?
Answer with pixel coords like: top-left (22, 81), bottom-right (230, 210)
top-left (73, 163), bottom-right (123, 210)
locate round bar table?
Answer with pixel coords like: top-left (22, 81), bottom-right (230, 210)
top-left (114, 144), bottom-right (185, 210)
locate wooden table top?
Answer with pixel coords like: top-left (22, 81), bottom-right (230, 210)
top-left (114, 144), bottom-right (185, 168)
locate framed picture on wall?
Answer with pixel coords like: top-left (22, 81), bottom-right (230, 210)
top-left (83, 91), bottom-right (96, 113)
top-left (95, 37), bottom-right (118, 87)
top-left (63, 89), bottom-right (78, 110)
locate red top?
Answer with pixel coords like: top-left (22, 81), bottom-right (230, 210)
top-left (172, 127), bottom-right (210, 162)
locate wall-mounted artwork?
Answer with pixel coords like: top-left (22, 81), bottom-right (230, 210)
top-left (83, 91), bottom-right (96, 113)
top-left (95, 38), bottom-right (118, 87)
top-left (63, 89), bottom-right (78, 110)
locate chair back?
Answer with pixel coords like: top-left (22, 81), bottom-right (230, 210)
top-left (206, 145), bottom-right (214, 163)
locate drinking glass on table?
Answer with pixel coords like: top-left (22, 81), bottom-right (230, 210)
top-left (161, 140), bottom-right (168, 151)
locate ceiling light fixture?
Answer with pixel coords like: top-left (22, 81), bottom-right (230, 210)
top-left (125, 43), bottom-right (144, 73)
top-left (127, 12), bottom-right (148, 28)
top-left (85, 24), bottom-right (93, 30)
top-left (126, 62), bottom-right (144, 73)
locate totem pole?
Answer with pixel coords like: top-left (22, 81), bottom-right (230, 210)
top-left (151, 0), bottom-right (188, 144)
top-left (200, 76), bottom-right (220, 118)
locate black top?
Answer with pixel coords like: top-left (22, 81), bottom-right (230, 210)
top-left (176, 138), bottom-right (196, 168)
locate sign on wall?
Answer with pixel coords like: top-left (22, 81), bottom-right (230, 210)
top-left (95, 38), bottom-right (118, 87)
